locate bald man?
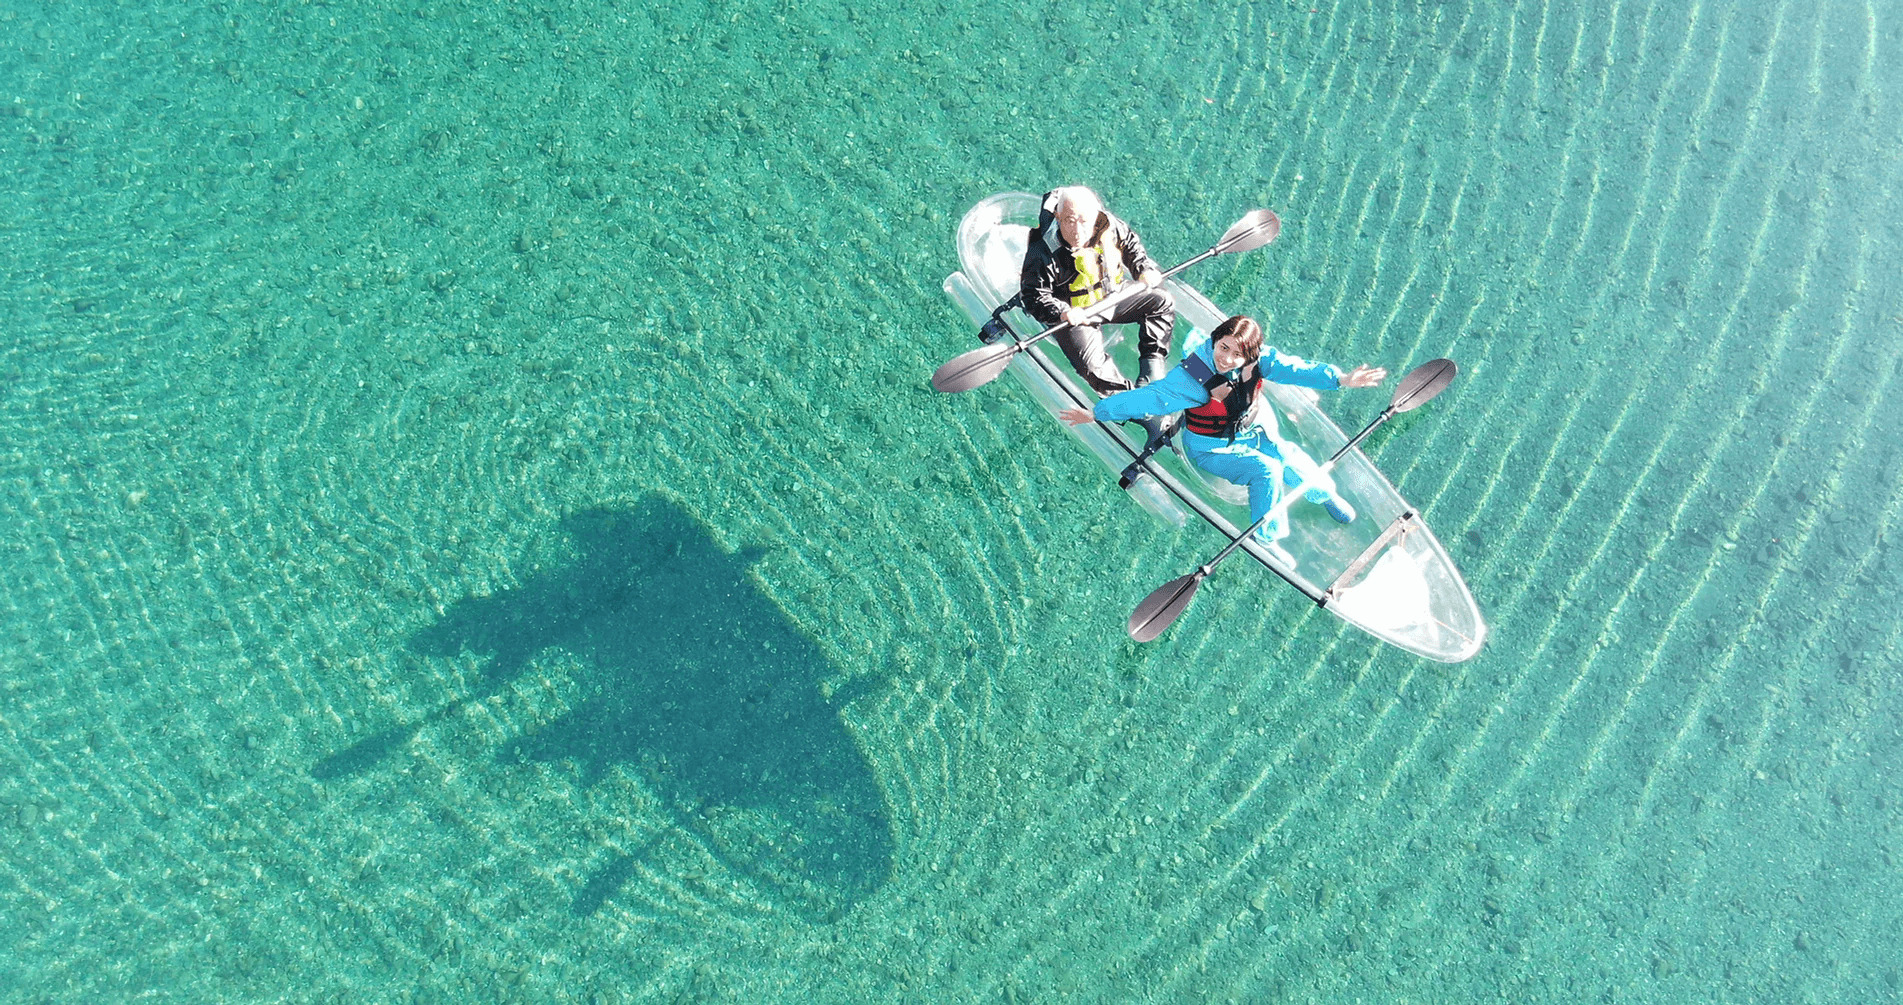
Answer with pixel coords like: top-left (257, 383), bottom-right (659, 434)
top-left (1019, 186), bottom-right (1178, 395)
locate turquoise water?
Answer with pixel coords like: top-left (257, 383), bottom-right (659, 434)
top-left (4, 0), bottom-right (1899, 999)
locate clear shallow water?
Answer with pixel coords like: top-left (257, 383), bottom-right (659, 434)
top-left (3, 0), bottom-right (1899, 1000)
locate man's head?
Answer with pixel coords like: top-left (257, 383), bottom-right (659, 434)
top-left (1053, 186), bottom-right (1106, 250)
top-left (1211, 315), bottom-right (1265, 371)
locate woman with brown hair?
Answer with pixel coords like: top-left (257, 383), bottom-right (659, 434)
top-left (1060, 315), bottom-right (1386, 566)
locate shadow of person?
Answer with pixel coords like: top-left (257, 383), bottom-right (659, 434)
top-left (317, 496), bottom-right (892, 922)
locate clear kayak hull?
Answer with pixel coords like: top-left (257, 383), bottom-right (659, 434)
top-left (943, 193), bottom-right (1486, 662)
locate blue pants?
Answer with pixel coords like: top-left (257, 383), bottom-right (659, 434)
top-left (1185, 428), bottom-right (1336, 543)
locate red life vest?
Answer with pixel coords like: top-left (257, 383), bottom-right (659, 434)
top-left (1182, 356), bottom-right (1260, 441)
top-left (1183, 396), bottom-right (1235, 436)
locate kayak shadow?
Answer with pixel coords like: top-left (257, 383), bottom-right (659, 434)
top-left (321, 496), bottom-right (892, 922)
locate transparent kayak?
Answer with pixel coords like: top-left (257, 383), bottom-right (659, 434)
top-left (942, 192), bottom-right (1486, 662)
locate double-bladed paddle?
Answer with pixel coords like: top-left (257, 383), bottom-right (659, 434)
top-left (931, 209), bottom-right (1282, 394)
top-left (1127, 358), bottom-right (1457, 642)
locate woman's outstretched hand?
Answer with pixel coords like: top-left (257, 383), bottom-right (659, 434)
top-left (1341, 364), bottom-right (1388, 389)
top-left (1058, 407), bottom-right (1095, 427)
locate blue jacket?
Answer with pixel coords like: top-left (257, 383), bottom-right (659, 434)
top-left (1092, 337), bottom-right (1342, 445)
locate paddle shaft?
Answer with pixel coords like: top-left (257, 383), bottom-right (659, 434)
top-left (1201, 403), bottom-right (1399, 571)
top-left (1328, 403), bottom-right (1398, 464)
top-left (1127, 433), bottom-right (1351, 640)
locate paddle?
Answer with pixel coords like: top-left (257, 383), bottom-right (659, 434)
top-left (1117, 414), bottom-right (1181, 489)
top-left (1127, 358), bottom-right (1457, 642)
top-left (931, 209), bottom-right (1282, 394)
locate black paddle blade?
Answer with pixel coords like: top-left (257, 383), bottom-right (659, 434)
top-left (931, 341), bottom-right (1019, 393)
top-left (1129, 572), bottom-right (1204, 642)
top-left (1390, 357), bottom-right (1456, 413)
top-left (1213, 209), bottom-right (1281, 254)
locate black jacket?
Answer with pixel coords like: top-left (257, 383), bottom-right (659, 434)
top-left (1018, 191), bottom-right (1159, 325)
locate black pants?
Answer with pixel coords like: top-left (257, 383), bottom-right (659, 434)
top-left (1053, 287), bottom-right (1177, 396)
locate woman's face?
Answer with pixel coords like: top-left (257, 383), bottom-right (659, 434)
top-left (1212, 336), bottom-right (1250, 372)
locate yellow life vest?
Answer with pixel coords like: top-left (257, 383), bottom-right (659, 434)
top-left (1064, 240), bottom-right (1127, 308)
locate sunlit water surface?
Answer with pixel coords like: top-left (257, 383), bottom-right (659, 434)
top-left (3, 0), bottom-right (1899, 1000)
